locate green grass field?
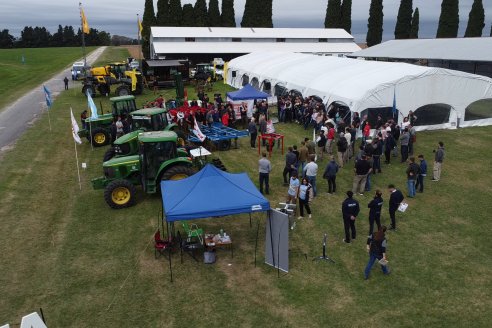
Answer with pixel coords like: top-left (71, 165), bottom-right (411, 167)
top-left (1, 47), bottom-right (492, 327)
top-left (0, 47), bottom-right (97, 111)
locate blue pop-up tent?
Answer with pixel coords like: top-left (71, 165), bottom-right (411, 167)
top-left (226, 83), bottom-right (270, 101)
top-left (161, 164), bottom-right (270, 222)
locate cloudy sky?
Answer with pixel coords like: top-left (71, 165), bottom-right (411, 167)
top-left (1, 0), bottom-right (491, 42)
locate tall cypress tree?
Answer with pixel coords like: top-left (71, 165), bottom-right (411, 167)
top-left (340, 0), bottom-right (352, 33)
top-left (464, 0), bottom-right (485, 37)
top-left (221, 0), bottom-right (236, 27)
top-left (182, 4), bottom-right (195, 27)
top-left (156, 0), bottom-right (171, 26)
top-left (366, 0), bottom-right (384, 47)
top-left (261, 0), bottom-right (273, 28)
top-left (168, 0), bottom-right (183, 26)
top-left (142, 0), bottom-right (156, 58)
top-left (324, 0), bottom-right (342, 28)
top-left (436, 0), bottom-right (459, 38)
top-left (194, 0), bottom-right (208, 27)
top-left (208, 0), bottom-right (221, 27)
top-left (241, 0), bottom-right (257, 27)
top-left (409, 7), bottom-right (420, 39)
top-left (394, 0), bottom-right (413, 39)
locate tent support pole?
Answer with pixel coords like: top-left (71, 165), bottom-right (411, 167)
top-left (168, 245), bottom-right (173, 283)
top-left (255, 217), bottom-right (261, 267)
top-left (249, 213), bottom-right (252, 228)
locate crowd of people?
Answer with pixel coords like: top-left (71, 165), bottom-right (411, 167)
top-left (256, 101), bottom-right (446, 280)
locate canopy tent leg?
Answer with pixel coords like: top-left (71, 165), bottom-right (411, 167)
top-left (254, 217), bottom-right (261, 267)
top-left (168, 244), bottom-right (173, 283)
top-left (249, 213), bottom-right (252, 228)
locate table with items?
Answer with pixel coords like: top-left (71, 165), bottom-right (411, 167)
top-left (204, 232), bottom-right (233, 259)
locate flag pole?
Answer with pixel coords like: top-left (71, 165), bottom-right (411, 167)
top-left (47, 107), bottom-right (52, 132)
top-left (74, 134), bottom-right (82, 190)
top-left (79, 2), bottom-right (87, 68)
top-left (89, 118), bottom-right (93, 151)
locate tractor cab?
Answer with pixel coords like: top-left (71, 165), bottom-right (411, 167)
top-left (131, 107), bottom-right (169, 131)
top-left (111, 95), bottom-right (137, 117)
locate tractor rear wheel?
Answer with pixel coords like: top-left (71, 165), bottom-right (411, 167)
top-left (91, 128), bottom-right (111, 147)
top-left (161, 165), bottom-right (195, 182)
top-left (104, 179), bottom-right (137, 209)
top-left (82, 85), bottom-right (96, 97)
top-left (103, 147), bottom-right (116, 161)
top-left (115, 85), bottom-right (130, 97)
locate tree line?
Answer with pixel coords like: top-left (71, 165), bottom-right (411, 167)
top-left (0, 25), bottom-right (111, 49)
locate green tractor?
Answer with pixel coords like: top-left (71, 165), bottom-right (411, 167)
top-left (102, 107), bottom-right (186, 161)
top-left (79, 95), bottom-right (138, 147)
top-left (92, 131), bottom-right (195, 209)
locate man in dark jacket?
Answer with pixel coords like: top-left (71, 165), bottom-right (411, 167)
top-left (388, 184), bottom-right (404, 231)
top-left (415, 154), bottom-right (427, 193)
top-left (406, 157), bottom-right (420, 198)
top-left (323, 156), bottom-right (339, 194)
top-left (337, 133), bottom-right (348, 168)
top-left (432, 142), bottom-right (445, 181)
top-left (283, 147), bottom-right (297, 185)
top-left (342, 191), bottom-right (360, 243)
top-left (400, 128), bottom-right (410, 163)
top-left (384, 128), bottom-right (396, 164)
top-left (316, 130), bottom-right (327, 160)
top-left (367, 190), bottom-right (383, 235)
top-left (248, 118), bottom-right (257, 148)
top-left (353, 155), bottom-right (372, 195)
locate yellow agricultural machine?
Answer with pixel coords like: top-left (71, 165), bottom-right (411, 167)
top-left (82, 62), bottom-right (143, 97)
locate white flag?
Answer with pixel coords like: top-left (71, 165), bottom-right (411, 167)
top-left (192, 117), bottom-right (206, 142)
top-left (70, 108), bottom-right (82, 144)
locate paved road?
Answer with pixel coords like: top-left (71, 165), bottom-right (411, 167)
top-left (0, 47), bottom-right (106, 153)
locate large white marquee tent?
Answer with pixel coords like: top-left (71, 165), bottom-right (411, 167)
top-left (226, 52), bottom-right (492, 130)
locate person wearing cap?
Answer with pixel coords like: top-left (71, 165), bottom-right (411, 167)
top-left (341, 191), bottom-right (360, 243)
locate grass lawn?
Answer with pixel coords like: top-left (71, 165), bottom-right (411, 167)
top-left (0, 47), bottom-right (97, 111)
top-left (1, 79), bottom-right (491, 326)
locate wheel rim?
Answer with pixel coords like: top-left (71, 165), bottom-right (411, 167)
top-left (170, 173), bottom-right (188, 180)
top-left (112, 187), bottom-right (131, 205)
top-left (94, 133), bottom-right (106, 144)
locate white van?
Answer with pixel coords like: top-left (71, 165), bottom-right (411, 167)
top-left (72, 61), bottom-right (85, 80)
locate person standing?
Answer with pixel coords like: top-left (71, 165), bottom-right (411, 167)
top-left (400, 128), bottom-right (410, 163)
top-left (316, 130), bottom-right (327, 161)
top-left (259, 115), bottom-right (267, 146)
top-left (286, 173), bottom-right (300, 205)
top-left (305, 137), bottom-right (316, 158)
top-left (415, 154), bottom-right (427, 193)
top-left (248, 118), bottom-right (257, 148)
top-left (406, 157), bottom-right (420, 198)
top-left (303, 155), bottom-right (318, 197)
top-left (367, 190), bottom-right (383, 235)
top-left (353, 155), bottom-right (372, 196)
top-left (258, 152), bottom-right (271, 194)
top-left (283, 147), bottom-right (297, 185)
top-left (298, 178), bottom-right (313, 219)
top-left (63, 76), bottom-right (69, 90)
top-left (384, 127), bottom-right (396, 164)
top-left (432, 142), bottom-right (445, 181)
top-left (372, 137), bottom-right (383, 174)
top-left (388, 184), bottom-right (404, 231)
top-left (336, 132), bottom-right (348, 168)
top-left (298, 141), bottom-right (309, 173)
top-left (323, 156), bottom-right (339, 194)
top-left (325, 123), bottom-right (336, 155)
top-left (341, 191), bottom-right (360, 243)
top-left (364, 226), bottom-right (390, 280)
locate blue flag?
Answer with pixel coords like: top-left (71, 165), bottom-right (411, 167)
top-left (21, 54), bottom-right (25, 64)
top-left (43, 85), bottom-right (52, 109)
top-left (392, 88), bottom-right (397, 118)
top-left (86, 90), bottom-right (99, 119)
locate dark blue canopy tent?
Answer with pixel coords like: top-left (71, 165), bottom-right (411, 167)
top-left (226, 84), bottom-right (270, 101)
top-left (161, 164), bottom-right (270, 222)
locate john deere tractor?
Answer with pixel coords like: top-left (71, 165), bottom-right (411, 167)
top-left (92, 131), bottom-right (195, 209)
top-left (79, 95), bottom-right (138, 147)
top-left (102, 106), bottom-right (186, 161)
top-left (82, 62), bottom-right (143, 97)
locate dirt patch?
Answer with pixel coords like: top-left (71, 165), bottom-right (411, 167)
top-left (124, 45), bottom-right (143, 60)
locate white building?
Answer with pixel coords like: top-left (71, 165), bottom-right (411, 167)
top-left (149, 27), bottom-right (361, 61)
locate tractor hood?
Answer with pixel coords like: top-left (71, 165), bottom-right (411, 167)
top-left (103, 155), bottom-right (140, 167)
top-left (85, 113), bottom-right (113, 123)
top-left (114, 131), bottom-right (140, 145)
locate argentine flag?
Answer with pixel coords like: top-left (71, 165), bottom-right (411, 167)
top-left (86, 90), bottom-right (99, 119)
top-left (43, 85), bottom-right (52, 109)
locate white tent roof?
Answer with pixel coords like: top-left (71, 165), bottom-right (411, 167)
top-left (349, 38), bottom-right (492, 62)
top-left (227, 52), bottom-right (492, 130)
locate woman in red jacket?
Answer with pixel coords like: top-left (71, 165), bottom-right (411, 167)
top-left (221, 111), bottom-right (229, 126)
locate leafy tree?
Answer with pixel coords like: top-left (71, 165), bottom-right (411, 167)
top-left (142, 0), bottom-right (156, 58)
top-left (325, 0), bottom-right (342, 28)
top-left (63, 26), bottom-right (77, 46)
top-left (194, 0), bottom-right (208, 27)
top-left (221, 0), bottom-right (236, 27)
top-left (409, 7), bottom-right (420, 39)
top-left (241, 0), bottom-right (257, 27)
top-left (436, 0), bottom-right (459, 38)
top-left (464, 0), bottom-right (485, 37)
top-left (182, 4), bottom-right (195, 27)
top-left (168, 0), bottom-right (183, 26)
top-left (208, 0), bottom-right (221, 27)
top-left (366, 0), bottom-right (384, 47)
top-left (0, 29), bottom-right (15, 48)
top-left (340, 0), bottom-right (352, 33)
top-left (51, 25), bottom-right (64, 47)
top-left (394, 0), bottom-right (413, 39)
top-left (156, 0), bottom-right (171, 26)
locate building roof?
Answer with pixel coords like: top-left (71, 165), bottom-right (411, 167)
top-left (349, 38), bottom-right (492, 62)
top-left (152, 42), bottom-right (360, 55)
top-left (151, 27), bottom-right (354, 39)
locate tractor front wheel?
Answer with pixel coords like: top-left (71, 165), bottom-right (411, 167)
top-left (161, 165), bottom-right (195, 182)
top-left (82, 85), bottom-right (96, 97)
top-left (104, 179), bottom-right (137, 209)
top-left (115, 85), bottom-right (130, 97)
top-left (91, 128), bottom-right (111, 147)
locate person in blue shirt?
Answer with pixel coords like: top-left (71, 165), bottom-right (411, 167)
top-left (415, 154), bottom-right (427, 193)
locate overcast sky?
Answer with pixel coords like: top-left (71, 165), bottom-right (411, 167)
top-left (1, 0), bottom-right (491, 42)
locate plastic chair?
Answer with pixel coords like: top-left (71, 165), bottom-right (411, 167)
top-left (154, 230), bottom-right (171, 259)
top-left (182, 221), bottom-right (204, 244)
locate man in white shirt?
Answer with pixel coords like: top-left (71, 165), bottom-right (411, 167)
top-left (303, 155), bottom-right (319, 197)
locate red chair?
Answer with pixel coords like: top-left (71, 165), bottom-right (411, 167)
top-left (154, 230), bottom-right (171, 259)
